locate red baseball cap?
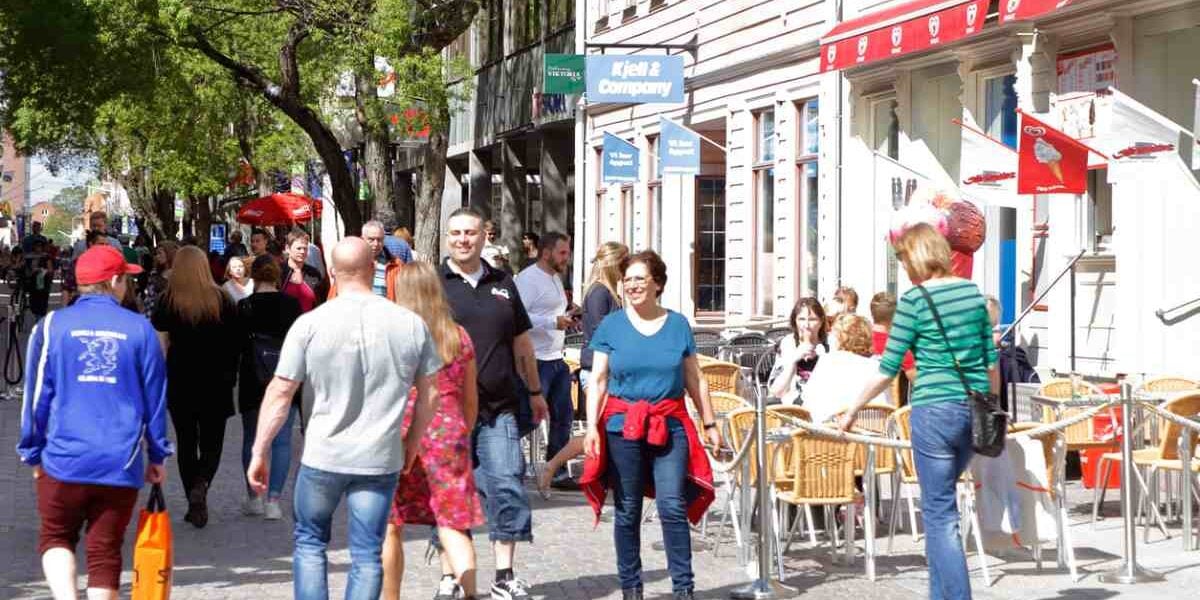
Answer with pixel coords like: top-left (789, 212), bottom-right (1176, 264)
top-left (75, 245), bottom-right (143, 285)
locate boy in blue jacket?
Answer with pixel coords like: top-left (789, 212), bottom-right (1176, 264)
top-left (17, 244), bottom-right (173, 600)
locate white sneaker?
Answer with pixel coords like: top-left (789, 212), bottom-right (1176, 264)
top-left (264, 500), bottom-right (284, 520)
top-left (242, 496), bottom-right (265, 516)
top-left (434, 576), bottom-right (461, 599)
top-left (490, 578), bottom-right (531, 600)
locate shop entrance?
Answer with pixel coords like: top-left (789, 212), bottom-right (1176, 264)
top-left (696, 177), bottom-right (726, 313)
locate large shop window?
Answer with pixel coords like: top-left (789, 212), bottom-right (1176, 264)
top-left (983, 75), bottom-right (1019, 149)
top-left (871, 98), bottom-right (899, 159)
top-left (647, 134), bottom-right (663, 253)
top-left (796, 99), bottom-right (820, 298)
top-left (754, 109), bottom-right (776, 315)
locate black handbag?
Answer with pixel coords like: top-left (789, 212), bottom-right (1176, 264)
top-left (916, 285), bottom-right (1008, 458)
top-left (247, 332), bottom-right (284, 387)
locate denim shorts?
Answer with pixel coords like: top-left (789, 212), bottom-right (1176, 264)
top-left (472, 412), bottom-right (533, 542)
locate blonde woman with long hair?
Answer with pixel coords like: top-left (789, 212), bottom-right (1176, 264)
top-left (151, 245), bottom-right (240, 529)
top-left (534, 241), bottom-right (630, 497)
top-left (381, 261), bottom-right (483, 600)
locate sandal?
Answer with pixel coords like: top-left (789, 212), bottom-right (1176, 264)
top-left (536, 468), bottom-right (553, 500)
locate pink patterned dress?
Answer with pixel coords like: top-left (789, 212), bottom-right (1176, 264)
top-left (391, 327), bottom-right (485, 529)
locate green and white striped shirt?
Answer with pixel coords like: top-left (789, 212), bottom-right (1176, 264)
top-left (879, 279), bottom-right (997, 406)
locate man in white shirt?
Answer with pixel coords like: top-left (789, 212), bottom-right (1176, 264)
top-left (481, 219), bottom-right (511, 272)
top-left (515, 232), bottom-right (578, 487)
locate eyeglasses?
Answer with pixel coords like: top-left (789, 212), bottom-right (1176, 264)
top-left (623, 276), bottom-right (650, 287)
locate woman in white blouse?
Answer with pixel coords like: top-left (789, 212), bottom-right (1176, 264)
top-left (221, 256), bottom-right (254, 302)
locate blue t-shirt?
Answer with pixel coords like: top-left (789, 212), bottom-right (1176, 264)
top-left (589, 309), bottom-right (696, 433)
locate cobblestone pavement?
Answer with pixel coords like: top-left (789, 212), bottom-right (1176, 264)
top-left (3, 292), bottom-right (1200, 598)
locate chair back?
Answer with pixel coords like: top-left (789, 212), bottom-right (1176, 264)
top-left (1140, 376), bottom-right (1199, 395)
top-left (709, 391), bottom-right (751, 416)
top-left (851, 403), bottom-right (897, 475)
top-left (765, 327), bottom-right (791, 342)
top-left (1156, 393), bottom-right (1200, 461)
top-left (1008, 422), bottom-right (1058, 495)
top-left (701, 362), bottom-right (742, 395)
top-left (888, 406), bottom-right (916, 481)
top-left (1037, 379), bottom-right (1108, 448)
top-left (726, 406), bottom-right (810, 485)
top-left (695, 331), bottom-right (722, 357)
top-left (786, 431), bottom-right (859, 504)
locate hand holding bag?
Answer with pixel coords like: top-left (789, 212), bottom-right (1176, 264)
top-left (916, 285), bottom-right (1007, 458)
top-left (132, 484), bottom-right (173, 600)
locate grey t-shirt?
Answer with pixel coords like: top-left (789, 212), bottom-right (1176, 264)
top-left (275, 292), bottom-right (442, 475)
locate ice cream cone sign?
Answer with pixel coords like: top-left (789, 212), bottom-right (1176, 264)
top-left (1017, 111), bottom-right (1096, 194)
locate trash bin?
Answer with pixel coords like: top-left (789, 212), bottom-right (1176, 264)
top-left (1081, 407), bottom-right (1122, 489)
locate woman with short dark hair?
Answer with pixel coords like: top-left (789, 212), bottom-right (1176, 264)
top-left (580, 250), bottom-right (720, 600)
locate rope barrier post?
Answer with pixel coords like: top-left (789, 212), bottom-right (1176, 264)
top-left (731, 391), bottom-right (794, 599)
top-left (1099, 382), bottom-right (1164, 584)
top-left (1182, 422), bottom-right (1195, 552)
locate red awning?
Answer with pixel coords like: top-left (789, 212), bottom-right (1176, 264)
top-left (820, 0), bottom-right (990, 72)
top-left (1000, 0), bottom-right (1073, 23)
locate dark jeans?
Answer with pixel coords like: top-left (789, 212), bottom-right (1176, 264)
top-left (607, 427), bottom-right (693, 593)
top-left (171, 410), bottom-right (228, 496)
top-left (538, 359), bottom-right (574, 474)
top-left (912, 401), bottom-right (974, 600)
top-left (473, 412), bottom-right (533, 542)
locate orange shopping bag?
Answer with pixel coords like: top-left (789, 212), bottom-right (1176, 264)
top-left (132, 484), bottom-right (173, 600)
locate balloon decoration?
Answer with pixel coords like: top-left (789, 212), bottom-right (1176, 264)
top-left (888, 187), bottom-right (986, 279)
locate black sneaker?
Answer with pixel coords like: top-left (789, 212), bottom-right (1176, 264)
top-left (622, 588), bottom-right (644, 600)
top-left (490, 577), bottom-right (532, 600)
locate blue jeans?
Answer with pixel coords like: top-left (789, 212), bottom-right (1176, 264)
top-left (911, 402), bottom-right (974, 600)
top-left (606, 426), bottom-right (694, 593)
top-left (241, 406), bottom-right (297, 499)
top-left (292, 465), bottom-right (398, 600)
top-left (473, 412), bottom-right (533, 542)
top-left (538, 359), bottom-right (574, 474)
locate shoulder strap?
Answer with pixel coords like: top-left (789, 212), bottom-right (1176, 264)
top-left (914, 285), bottom-right (976, 397)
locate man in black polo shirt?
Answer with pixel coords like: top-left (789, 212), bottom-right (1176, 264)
top-left (440, 207), bottom-right (546, 600)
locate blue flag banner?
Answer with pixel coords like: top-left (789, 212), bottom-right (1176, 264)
top-left (586, 55), bottom-right (685, 104)
top-left (659, 117), bottom-right (701, 175)
top-left (602, 134), bottom-right (639, 183)
top-left (210, 224), bottom-right (227, 254)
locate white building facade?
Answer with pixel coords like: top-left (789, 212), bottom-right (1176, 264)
top-left (576, 0), bottom-right (1200, 379)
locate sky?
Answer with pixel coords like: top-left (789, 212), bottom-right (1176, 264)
top-left (28, 157), bottom-right (95, 204)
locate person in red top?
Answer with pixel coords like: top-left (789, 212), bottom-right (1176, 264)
top-left (870, 292), bottom-right (917, 401)
top-left (580, 250), bottom-right (719, 600)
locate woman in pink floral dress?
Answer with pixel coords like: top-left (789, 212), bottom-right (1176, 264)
top-left (382, 262), bottom-right (484, 600)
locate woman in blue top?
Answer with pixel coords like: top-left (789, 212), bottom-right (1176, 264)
top-left (581, 250), bottom-right (720, 600)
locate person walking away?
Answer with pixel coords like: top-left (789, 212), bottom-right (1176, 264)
top-left (870, 292), bottom-right (917, 405)
top-left (985, 295), bottom-right (1039, 412)
top-left (439, 207), bottom-right (547, 600)
top-left (141, 241), bottom-right (178, 318)
top-left (223, 256), bottom-right (255, 303)
top-left (247, 237), bottom-right (442, 600)
top-left (236, 258), bottom-right (302, 520)
top-left (281, 228), bottom-right (328, 313)
top-left (767, 298), bottom-right (828, 404)
top-left (332, 220), bottom-right (402, 300)
top-left (537, 241), bottom-right (628, 496)
top-left (62, 211), bottom-right (120, 306)
top-left (840, 223), bottom-right (998, 600)
top-left (515, 232), bottom-right (577, 490)
top-left (381, 218), bottom-right (413, 264)
top-left (579, 250), bottom-right (720, 600)
top-left (224, 230), bottom-right (249, 260)
top-left (152, 246), bottom-right (240, 528)
top-left (381, 261), bottom-right (485, 600)
top-left (17, 245), bottom-right (172, 600)
top-left (395, 227), bottom-right (425, 263)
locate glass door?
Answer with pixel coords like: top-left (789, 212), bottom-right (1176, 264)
top-left (696, 177), bottom-right (726, 313)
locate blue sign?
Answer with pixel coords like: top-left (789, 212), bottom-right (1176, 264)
top-left (659, 117), bottom-right (701, 175)
top-left (210, 224), bottom-right (227, 254)
top-left (586, 55), bottom-right (685, 104)
top-left (602, 134), bottom-right (639, 183)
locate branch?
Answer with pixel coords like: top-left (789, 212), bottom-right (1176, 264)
top-left (278, 21), bottom-right (309, 98)
top-left (184, 26), bottom-right (283, 100)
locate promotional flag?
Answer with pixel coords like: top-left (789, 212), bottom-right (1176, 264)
top-left (1091, 87), bottom-right (1188, 182)
top-left (957, 120), bottom-right (1018, 206)
top-left (601, 133), bottom-right (639, 183)
top-left (1017, 112), bottom-right (1090, 194)
top-left (659, 117), bottom-right (701, 175)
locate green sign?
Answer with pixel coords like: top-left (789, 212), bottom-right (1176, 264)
top-left (544, 54), bottom-right (585, 95)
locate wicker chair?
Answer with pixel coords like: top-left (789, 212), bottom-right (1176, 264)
top-left (1147, 392), bottom-right (1200, 550)
top-left (775, 432), bottom-right (862, 574)
top-left (1139, 376), bottom-right (1200, 395)
top-left (1036, 379), bottom-right (1112, 454)
top-left (1006, 422), bottom-right (1078, 578)
top-left (701, 362), bottom-right (742, 396)
top-left (848, 403), bottom-right (897, 479)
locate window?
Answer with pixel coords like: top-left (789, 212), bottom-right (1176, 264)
top-left (754, 108), bottom-right (776, 315)
top-left (547, 0), bottom-right (573, 31)
top-left (1087, 170), bottom-right (1113, 252)
top-left (871, 98), bottom-right (899, 159)
top-left (478, 0), bottom-right (504, 64)
top-left (647, 134), bottom-right (663, 252)
top-left (983, 75), bottom-right (1018, 149)
top-left (795, 99), bottom-right (820, 297)
top-left (513, 0), bottom-right (542, 48)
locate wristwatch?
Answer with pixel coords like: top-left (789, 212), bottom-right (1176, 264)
top-left (703, 422), bottom-right (718, 430)
top-left (529, 390), bottom-right (543, 397)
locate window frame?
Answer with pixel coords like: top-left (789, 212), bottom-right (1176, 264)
top-left (647, 133), bottom-right (663, 253)
top-left (978, 68), bottom-right (1019, 150)
top-left (795, 98), bottom-right (821, 299)
top-left (752, 108), bottom-right (777, 315)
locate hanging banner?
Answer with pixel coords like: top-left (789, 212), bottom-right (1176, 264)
top-left (820, 0), bottom-right (989, 73)
top-left (958, 121), bottom-right (1018, 207)
top-left (1017, 112), bottom-right (1090, 194)
top-left (586, 55), bottom-right (685, 104)
top-left (1091, 88), bottom-right (1188, 182)
top-left (1056, 44), bottom-right (1116, 95)
top-left (659, 118), bottom-right (701, 175)
top-left (601, 134), bottom-right (639, 183)
top-left (1001, 0), bottom-right (1073, 23)
top-left (544, 54), bottom-right (585, 95)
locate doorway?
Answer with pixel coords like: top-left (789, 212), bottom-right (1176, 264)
top-left (696, 177), bottom-right (726, 313)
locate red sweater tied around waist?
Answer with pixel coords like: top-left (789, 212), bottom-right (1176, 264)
top-left (579, 396), bottom-right (715, 526)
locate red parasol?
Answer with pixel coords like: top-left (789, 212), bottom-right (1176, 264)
top-left (236, 193), bottom-right (322, 226)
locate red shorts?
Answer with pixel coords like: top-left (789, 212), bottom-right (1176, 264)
top-left (37, 473), bottom-right (139, 590)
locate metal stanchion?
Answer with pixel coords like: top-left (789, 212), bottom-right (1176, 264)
top-left (1099, 382), bottom-right (1164, 584)
top-left (731, 391), bottom-right (795, 599)
top-left (1181, 423), bottom-right (1195, 552)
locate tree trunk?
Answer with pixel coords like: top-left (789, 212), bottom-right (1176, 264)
top-left (356, 71), bottom-right (396, 227)
top-left (194, 195), bottom-right (213, 250)
top-left (414, 129), bottom-right (448, 262)
top-left (153, 188), bottom-right (178, 241)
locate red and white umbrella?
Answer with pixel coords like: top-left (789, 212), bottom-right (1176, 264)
top-left (236, 193), bottom-right (322, 226)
